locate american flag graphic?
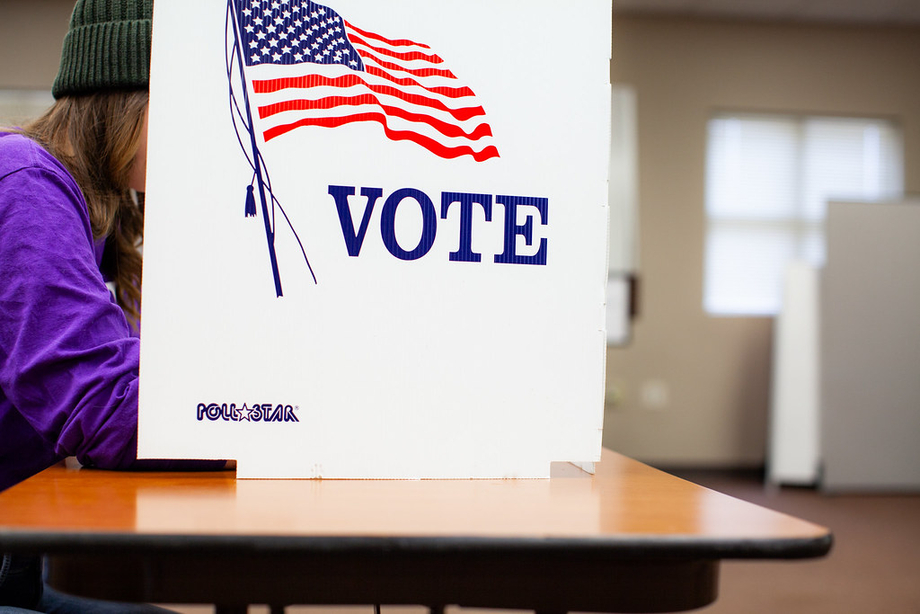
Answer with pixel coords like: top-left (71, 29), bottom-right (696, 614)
top-left (229, 0), bottom-right (499, 161)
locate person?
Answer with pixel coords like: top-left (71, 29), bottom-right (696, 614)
top-left (1, 0), bottom-right (227, 610)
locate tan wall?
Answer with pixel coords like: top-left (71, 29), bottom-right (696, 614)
top-left (0, 0), bottom-right (73, 89)
top-left (605, 16), bottom-right (920, 467)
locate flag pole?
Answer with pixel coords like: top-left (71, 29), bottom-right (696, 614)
top-left (228, 0), bottom-right (284, 298)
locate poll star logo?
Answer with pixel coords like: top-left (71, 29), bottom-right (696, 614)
top-left (224, 0), bottom-right (501, 296)
top-left (197, 403), bottom-right (300, 423)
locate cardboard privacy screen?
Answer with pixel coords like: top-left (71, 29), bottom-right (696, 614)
top-left (138, 0), bottom-right (612, 478)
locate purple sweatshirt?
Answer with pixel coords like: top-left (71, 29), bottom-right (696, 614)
top-left (0, 132), bottom-right (221, 492)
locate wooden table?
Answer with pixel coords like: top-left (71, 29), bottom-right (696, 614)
top-left (0, 450), bottom-right (831, 614)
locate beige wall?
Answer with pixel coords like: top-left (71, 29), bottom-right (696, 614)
top-left (0, 0), bottom-right (73, 89)
top-left (605, 16), bottom-right (920, 467)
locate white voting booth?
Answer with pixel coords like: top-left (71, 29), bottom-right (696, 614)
top-left (138, 0), bottom-right (612, 479)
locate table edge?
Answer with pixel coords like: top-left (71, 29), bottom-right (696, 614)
top-left (0, 529), bottom-right (833, 560)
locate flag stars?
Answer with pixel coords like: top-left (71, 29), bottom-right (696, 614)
top-left (239, 1), bottom-right (362, 70)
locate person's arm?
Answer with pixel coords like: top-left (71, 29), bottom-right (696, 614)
top-left (0, 154), bottom-right (224, 473)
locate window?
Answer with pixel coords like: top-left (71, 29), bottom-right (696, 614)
top-left (704, 113), bottom-right (903, 316)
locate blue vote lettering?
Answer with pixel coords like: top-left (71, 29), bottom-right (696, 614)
top-left (329, 185), bottom-right (382, 257)
top-left (328, 185), bottom-right (548, 265)
top-left (380, 188), bottom-right (438, 261)
top-left (494, 195), bottom-right (549, 266)
top-left (441, 192), bottom-right (493, 263)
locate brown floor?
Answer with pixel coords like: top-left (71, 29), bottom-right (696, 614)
top-left (166, 470), bottom-right (920, 614)
top-left (668, 469), bottom-right (920, 613)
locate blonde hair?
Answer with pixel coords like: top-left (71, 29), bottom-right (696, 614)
top-left (22, 91), bottom-right (148, 328)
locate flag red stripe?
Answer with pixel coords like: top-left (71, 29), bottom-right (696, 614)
top-left (346, 31), bottom-right (443, 64)
top-left (253, 72), bottom-right (471, 100)
top-left (263, 112), bottom-right (500, 162)
top-left (342, 20), bottom-right (430, 50)
top-left (258, 94), bottom-right (494, 140)
top-left (253, 74), bottom-right (486, 122)
top-left (357, 46), bottom-right (456, 79)
top-left (364, 66), bottom-right (474, 98)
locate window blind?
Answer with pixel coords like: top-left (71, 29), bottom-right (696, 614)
top-left (704, 113), bottom-right (903, 316)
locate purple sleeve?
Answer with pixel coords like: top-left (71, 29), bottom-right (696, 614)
top-left (0, 160), bottom-right (222, 474)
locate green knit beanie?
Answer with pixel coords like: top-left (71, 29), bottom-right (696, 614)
top-left (52, 0), bottom-right (153, 99)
